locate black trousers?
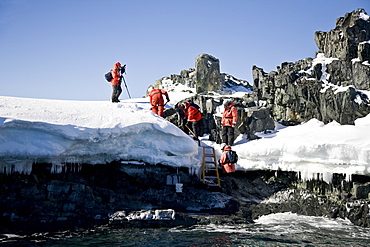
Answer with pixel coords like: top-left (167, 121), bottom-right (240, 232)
top-left (187, 121), bottom-right (202, 138)
top-left (222, 126), bottom-right (235, 145)
top-left (112, 85), bottom-right (122, 102)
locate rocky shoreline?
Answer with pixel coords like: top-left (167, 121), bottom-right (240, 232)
top-left (1, 161), bottom-right (370, 235)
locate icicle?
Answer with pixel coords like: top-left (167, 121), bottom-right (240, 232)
top-left (345, 173), bottom-right (352, 182)
top-left (0, 160), bottom-right (32, 175)
top-left (322, 172), bottom-right (333, 184)
top-left (51, 162), bottom-right (64, 174)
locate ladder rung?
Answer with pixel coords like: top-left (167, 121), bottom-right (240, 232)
top-left (203, 179), bottom-right (218, 184)
top-left (202, 146), bottom-right (221, 189)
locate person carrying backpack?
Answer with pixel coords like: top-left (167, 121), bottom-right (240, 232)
top-left (219, 143), bottom-right (237, 173)
top-left (149, 88), bottom-right (170, 117)
top-left (221, 100), bottom-right (238, 146)
top-left (109, 62), bottom-right (124, 102)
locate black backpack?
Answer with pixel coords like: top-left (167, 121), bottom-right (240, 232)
top-left (190, 102), bottom-right (200, 109)
top-left (227, 150), bottom-right (238, 163)
top-left (104, 71), bottom-right (113, 82)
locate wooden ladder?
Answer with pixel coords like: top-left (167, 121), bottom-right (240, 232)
top-left (201, 146), bottom-right (221, 188)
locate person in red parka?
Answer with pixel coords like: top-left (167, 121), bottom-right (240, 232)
top-left (149, 88), bottom-right (170, 117)
top-left (219, 144), bottom-right (236, 173)
top-left (221, 100), bottom-right (238, 146)
top-left (183, 102), bottom-right (202, 139)
top-left (110, 62), bottom-right (123, 102)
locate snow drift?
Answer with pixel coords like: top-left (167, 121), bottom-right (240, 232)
top-left (0, 96), bottom-right (199, 174)
top-left (1, 94), bottom-right (370, 183)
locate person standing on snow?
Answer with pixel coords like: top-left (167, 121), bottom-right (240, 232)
top-left (110, 62), bottom-right (124, 103)
top-left (219, 143), bottom-right (236, 173)
top-left (149, 88), bottom-right (170, 117)
top-left (221, 100), bottom-right (238, 146)
top-left (183, 102), bottom-right (202, 140)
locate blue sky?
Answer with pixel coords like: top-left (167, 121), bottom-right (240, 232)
top-left (0, 0), bottom-right (368, 100)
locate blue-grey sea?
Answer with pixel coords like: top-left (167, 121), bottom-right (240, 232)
top-left (2, 213), bottom-right (370, 246)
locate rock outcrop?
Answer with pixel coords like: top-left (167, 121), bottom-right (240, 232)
top-left (148, 53), bottom-right (252, 95)
top-left (151, 53), bottom-right (271, 142)
top-left (315, 8), bottom-right (370, 62)
top-left (165, 94), bottom-right (275, 142)
top-left (253, 9), bottom-right (370, 125)
top-left (195, 54), bottom-right (223, 93)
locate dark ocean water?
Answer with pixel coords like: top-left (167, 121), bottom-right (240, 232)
top-left (2, 213), bottom-right (370, 247)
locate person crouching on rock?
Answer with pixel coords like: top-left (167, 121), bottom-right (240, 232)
top-left (183, 102), bottom-right (202, 140)
top-left (149, 88), bottom-right (170, 117)
top-left (177, 104), bottom-right (189, 134)
top-left (219, 143), bottom-right (236, 173)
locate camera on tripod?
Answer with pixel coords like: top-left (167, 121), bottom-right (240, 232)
top-left (120, 64), bottom-right (126, 74)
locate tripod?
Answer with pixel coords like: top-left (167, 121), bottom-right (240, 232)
top-left (120, 64), bottom-right (131, 98)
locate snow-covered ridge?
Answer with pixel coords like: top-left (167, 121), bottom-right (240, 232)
top-left (0, 96), bottom-right (199, 174)
top-left (222, 74), bottom-right (253, 93)
top-left (360, 10), bottom-right (370, 21)
top-left (232, 117), bottom-right (370, 182)
top-left (1, 94), bottom-right (370, 183)
top-left (154, 70), bottom-right (252, 98)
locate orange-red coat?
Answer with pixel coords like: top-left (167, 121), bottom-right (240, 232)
top-left (221, 103), bottom-right (238, 127)
top-left (149, 89), bottom-right (169, 117)
top-left (111, 62), bottom-right (121, 86)
top-left (184, 102), bottom-right (202, 122)
top-left (220, 145), bottom-right (236, 173)
top-left (149, 89), bottom-right (169, 106)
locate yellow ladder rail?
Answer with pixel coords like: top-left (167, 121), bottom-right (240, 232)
top-left (201, 147), bottom-right (221, 188)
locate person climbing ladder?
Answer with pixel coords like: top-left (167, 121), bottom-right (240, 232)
top-left (219, 143), bottom-right (237, 173)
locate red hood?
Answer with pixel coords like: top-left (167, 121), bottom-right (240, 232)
top-left (113, 62), bottom-right (121, 70)
top-left (223, 145), bottom-right (232, 151)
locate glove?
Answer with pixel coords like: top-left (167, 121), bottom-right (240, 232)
top-left (218, 160), bottom-right (222, 168)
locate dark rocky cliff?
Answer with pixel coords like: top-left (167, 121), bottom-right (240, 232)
top-left (253, 8), bottom-right (370, 125)
top-left (2, 162), bottom-right (370, 235)
top-left (156, 10), bottom-right (370, 143)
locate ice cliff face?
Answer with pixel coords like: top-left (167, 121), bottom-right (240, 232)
top-left (0, 98), bottom-right (200, 174)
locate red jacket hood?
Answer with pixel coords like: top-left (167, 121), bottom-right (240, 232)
top-left (225, 102), bottom-right (235, 109)
top-left (113, 62), bottom-right (121, 70)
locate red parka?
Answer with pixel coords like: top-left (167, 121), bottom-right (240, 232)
top-left (221, 102), bottom-right (238, 127)
top-left (220, 145), bottom-right (236, 173)
top-left (149, 89), bottom-right (169, 106)
top-left (111, 62), bottom-right (121, 86)
top-left (184, 102), bottom-right (202, 122)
